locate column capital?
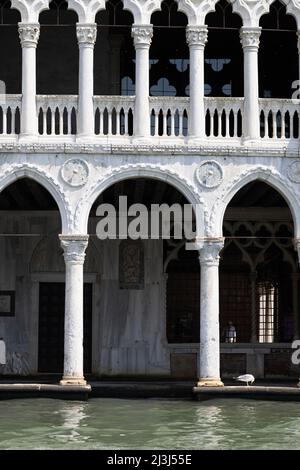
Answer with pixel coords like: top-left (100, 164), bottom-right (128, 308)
top-left (186, 25), bottom-right (208, 47)
top-left (240, 27), bottom-right (261, 50)
top-left (76, 23), bottom-right (97, 45)
top-left (131, 24), bottom-right (153, 48)
top-left (18, 23), bottom-right (40, 48)
top-left (59, 235), bottom-right (89, 265)
top-left (198, 238), bottom-right (224, 267)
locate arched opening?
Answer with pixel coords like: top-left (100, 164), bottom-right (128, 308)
top-left (0, 1), bottom-right (21, 136)
top-left (0, 177), bottom-right (93, 376)
top-left (87, 177), bottom-right (198, 378)
top-left (205, 0), bottom-right (243, 137)
top-left (221, 180), bottom-right (299, 378)
top-left (259, 0), bottom-right (297, 99)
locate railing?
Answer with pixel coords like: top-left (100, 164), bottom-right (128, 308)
top-left (37, 95), bottom-right (78, 136)
top-left (150, 97), bottom-right (189, 137)
top-left (259, 99), bottom-right (300, 140)
top-left (94, 96), bottom-right (134, 136)
top-left (205, 97), bottom-right (244, 138)
top-left (0, 95), bottom-right (21, 135)
top-left (1, 95), bottom-right (300, 146)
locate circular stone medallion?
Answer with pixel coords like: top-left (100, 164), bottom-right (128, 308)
top-left (287, 160), bottom-right (300, 183)
top-left (196, 161), bottom-right (223, 188)
top-left (61, 159), bottom-right (89, 187)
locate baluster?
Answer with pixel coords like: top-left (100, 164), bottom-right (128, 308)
top-left (116, 109), bottom-right (120, 136)
top-left (108, 111), bottom-right (112, 135)
top-left (11, 108), bottom-right (15, 135)
top-left (280, 111), bottom-right (285, 139)
top-left (163, 112), bottom-right (167, 136)
top-left (272, 111), bottom-right (277, 139)
top-left (226, 111), bottom-right (230, 138)
top-left (99, 110), bottom-right (103, 135)
top-left (124, 110), bottom-right (129, 135)
top-left (154, 111), bottom-right (159, 136)
top-left (2, 108), bottom-right (7, 135)
top-left (67, 108), bottom-right (72, 135)
top-left (179, 112), bottom-right (183, 137)
top-left (43, 109), bottom-right (47, 135)
top-left (233, 110), bottom-right (238, 138)
top-left (59, 108), bottom-right (64, 135)
top-left (51, 108), bottom-right (55, 136)
top-left (218, 111), bottom-right (222, 137)
top-left (210, 110), bottom-right (214, 137)
top-left (170, 111), bottom-right (175, 136)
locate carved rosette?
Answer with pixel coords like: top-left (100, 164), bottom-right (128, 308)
top-left (18, 23), bottom-right (40, 48)
top-left (199, 239), bottom-right (224, 267)
top-left (59, 235), bottom-right (89, 265)
top-left (186, 26), bottom-right (208, 48)
top-left (240, 27), bottom-right (261, 50)
top-left (131, 25), bottom-right (153, 48)
top-left (76, 24), bottom-right (97, 46)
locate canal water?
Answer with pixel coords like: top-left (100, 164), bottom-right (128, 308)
top-left (0, 398), bottom-right (299, 450)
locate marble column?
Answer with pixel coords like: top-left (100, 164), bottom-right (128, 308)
top-left (18, 23), bottom-right (40, 139)
top-left (186, 25), bottom-right (208, 140)
top-left (240, 27), bottom-right (261, 141)
top-left (59, 235), bottom-right (89, 386)
top-left (131, 24), bottom-right (153, 139)
top-left (77, 23), bottom-right (97, 139)
top-left (198, 239), bottom-right (224, 387)
top-left (250, 270), bottom-right (258, 343)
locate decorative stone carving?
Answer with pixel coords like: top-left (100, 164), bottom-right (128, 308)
top-left (131, 25), bottom-right (153, 47)
top-left (59, 235), bottom-right (89, 265)
top-left (240, 27), bottom-right (261, 49)
top-left (199, 239), bottom-right (224, 267)
top-left (196, 161), bottom-right (223, 188)
top-left (288, 160), bottom-right (300, 183)
top-left (177, 0), bottom-right (217, 25)
top-left (231, 0), bottom-right (270, 28)
top-left (186, 26), bottom-right (208, 47)
top-left (61, 159), bottom-right (89, 187)
top-left (12, 0), bottom-right (49, 23)
top-left (68, 0), bottom-right (105, 23)
top-left (18, 23), bottom-right (40, 47)
top-left (76, 24), bottom-right (97, 45)
top-left (119, 240), bottom-right (144, 289)
top-left (123, 0), bottom-right (162, 24)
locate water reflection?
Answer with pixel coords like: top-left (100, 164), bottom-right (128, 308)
top-left (0, 398), bottom-right (300, 449)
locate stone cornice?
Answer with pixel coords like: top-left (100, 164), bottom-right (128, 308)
top-left (186, 25), bottom-right (208, 47)
top-left (131, 24), bottom-right (153, 47)
top-left (76, 23), bottom-right (97, 45)
top-left (18, 23), bottom-right (40, 48)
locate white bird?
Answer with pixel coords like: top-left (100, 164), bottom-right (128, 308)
top-left (233, 374), bottom-right (255, 386)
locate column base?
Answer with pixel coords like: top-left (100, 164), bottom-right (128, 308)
top-left (60, 377), bottom-right (87, 386)
top-left (197, 378), bottom-right (224, 387)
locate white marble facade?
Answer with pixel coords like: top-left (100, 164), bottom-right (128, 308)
top-left (0, 0), bottom-right (300, 385)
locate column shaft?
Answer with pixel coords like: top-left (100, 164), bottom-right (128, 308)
top-left (240, 27), bottom-right (261, 141)
top-left (59, 235), bottom-right (88, 385)
top-left (77, 24), bottom-right (97, 138)
top-left (132, 25), bottom-right (153, 138)
top-left (250, 271), bottom-right (257, 343)
top-left (18, 23), bottom-right (40, 138)
top-left (198, 239), bottom-right (224, 387)
top-left (186, 26), bottom-right (208, 139)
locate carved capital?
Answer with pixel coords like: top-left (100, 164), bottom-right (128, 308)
top-left (76, 23), bottom-right (97, 45)
top-left (131, 24), bottom-right (153, 48)
top-left (59, 235), bottom-right (89, 265)
top-left (199, 238), bottom-right (224, 267)
top-left (186, 25), bottom-right (208, 47)
top-left (240, 27), bottom-right (261, 50)
top-left (18, 23), bottom-right (40, 48)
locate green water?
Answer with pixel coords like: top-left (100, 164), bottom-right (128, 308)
top-left (0, 398), bottom-right (299, 450)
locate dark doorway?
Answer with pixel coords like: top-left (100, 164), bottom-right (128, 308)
top-left (38, 282), bottom-right (92, 373)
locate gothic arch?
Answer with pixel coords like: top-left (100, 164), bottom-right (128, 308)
top-left (75, 165), bottom-right (206, 234)
top-left (212, 167), bottom-right (300, 237)
top-left (0, 164), bottom-right (70, 233)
